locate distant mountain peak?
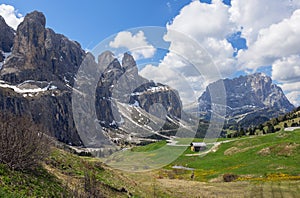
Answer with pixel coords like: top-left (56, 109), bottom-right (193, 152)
top-left (199, 73), bottom-right (294, 127)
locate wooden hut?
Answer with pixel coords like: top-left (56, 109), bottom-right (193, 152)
top-left (190, 142), bottom-right (207, 152)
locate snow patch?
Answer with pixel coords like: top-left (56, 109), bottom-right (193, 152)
top-left (4, 52), bottom-right (11, 60)
top-left (49, 85), bottom-right (57, 90)
top-left (131, 100), bottom-right (140, 107)
top-left (0, 52), bottom-right (12, 69)
top-left (0, 80), bottom-right (57, 95)
top-left (131, 86), bottom-right (170, 96)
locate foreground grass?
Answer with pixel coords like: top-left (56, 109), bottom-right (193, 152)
top-left (0, 163), bottom-right (68, 197)
top-left (0, 148), bottom-right (134, 197)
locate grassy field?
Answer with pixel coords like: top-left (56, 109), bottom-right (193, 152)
top-left (103, 129), bottom-right (300, 180)
top-left (165, 130), bottom-right (300, 181)
top-left (1, 129), bottom-right (299, 197)
top-left (121, 129), bottom-right (300, 197)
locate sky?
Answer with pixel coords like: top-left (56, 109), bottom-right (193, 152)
top-left (1, 0), bottom-right (300, 107)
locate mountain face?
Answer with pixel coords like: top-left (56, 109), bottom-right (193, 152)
top-left (0, 11), bottom-right (182, 147)
top-left (1, 11), bottom-right (85, 85)
top-left (0, 11), bottom-right (86, 145)
top-left (0, 15), bottom-right (15, 65)
top-left (198, 73), bottom-right (295, 127)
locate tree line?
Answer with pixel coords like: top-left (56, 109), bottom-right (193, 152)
top-left (227, 106), bottom-right (300, 138)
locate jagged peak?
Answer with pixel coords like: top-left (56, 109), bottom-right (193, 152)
top-left (122, 52), bottom-right (136, 70)
top-left (97, 51), bottom-right (118, 70)
top-left (20, 11), bottom-right (46, 28)
top-left (97, 51), bottom-right (115, 62)
top-left (97, 51), bottom-right (139, 72)
top-left (248, 72), bottom-right (271, 80)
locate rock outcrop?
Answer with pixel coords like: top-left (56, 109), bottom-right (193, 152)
top-left (1, 11), bottom-right (85, 85)
top-left (95, 52), bottom-right (182, 128)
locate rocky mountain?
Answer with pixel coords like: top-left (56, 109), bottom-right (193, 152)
top-left (1, 11), bottom-right (85, 85)
top-left (198, 73), bottom-right (295, 128)
top-left (0, 15), bottom-right (15, 65)
top-left (0, 11), bottom-right (86, 145)
top-left (0, 11), bottom-right (182, 147)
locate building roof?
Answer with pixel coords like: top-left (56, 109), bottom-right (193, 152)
top-left (191, 142), bottom-right (206, 147)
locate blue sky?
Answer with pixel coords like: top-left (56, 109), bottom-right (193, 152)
top-left (1, 0), bottom-right (191, 49)
top-left (1, 0), bottom-right (300, 106)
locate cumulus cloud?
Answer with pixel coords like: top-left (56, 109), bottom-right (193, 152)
top-left (280, 81), bottom-right (300, 92)
top-left (0, 4), bottom-right (23, 29)
top-left (238, 9), bottom-right (300, 69)
top-left (278, 81), bottom-right (300, 107)
top-left (272, 55), bottom-right (300, 83)
top-left (109, 31), bottom-right (156, 60)
top-left (229, 0), bottom-right (297, 46)
top-left (164, 0), bottom-right (236, 75)
top-left (286, 91), bottom-right (300, 107)
top-left (167, 0), bottom-right (233, 39)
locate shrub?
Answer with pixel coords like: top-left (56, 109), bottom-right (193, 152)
top-left (223, 173), bottom-right (238, 182)
top-left (0, 112), bottom-right (50, 171)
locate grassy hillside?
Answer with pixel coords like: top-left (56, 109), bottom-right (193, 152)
top-left (0, 147), bottom-right (137, 197)
top-left (0, 164), bottom-right (68, 197)
top-left (160, 130), bottom-right (300, 182)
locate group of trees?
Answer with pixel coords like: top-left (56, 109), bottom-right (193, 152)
top-left (226, 106), bottom-right (300, 138)
top-left (0, 112), bottom-right (50, 171)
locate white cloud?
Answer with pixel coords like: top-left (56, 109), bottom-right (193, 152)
top-left (272, 55), bottom-right (300, 83)
top-left (109, 31), bottom-right (156, 60)
top-left (229, 0), bottom-right (298, 46)
top-left (280, 82), bottom-right (300, 92)
top-left (278, 81), bottom-right (300, 107)
top-left (167, 0), bottom-right (233, 39)
top-left (0, 4), bottom-right (23, 29)
top-left (238, 9), bottom-right (300, 69)
top-left (286, 91), bottom-right (300, 107)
